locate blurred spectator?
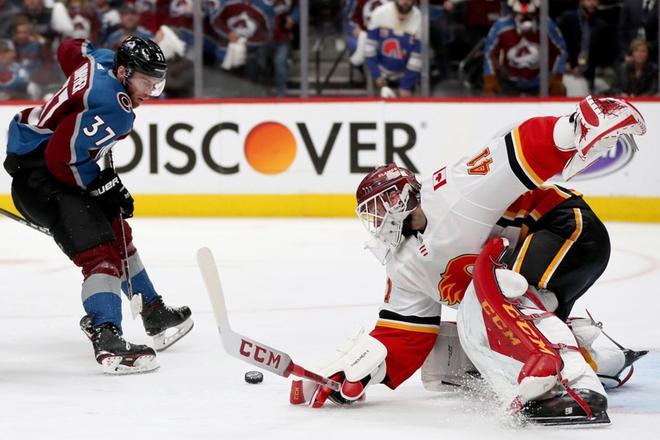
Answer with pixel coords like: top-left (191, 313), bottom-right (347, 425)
top-left (462, 0), bottom-right (502, 46)
top-left (0, 0), bottom-right (21, 38)
top-left (93, 0), bottom-right (120, 40)
top-left (104, 3), bottom-right (154, 49)
top-left (549, 0), bottom-right (578, 19)
top-left (154, 23), bottom-right (193, 97)
top-left (161, 0), bottom-right (222, 64)
top-left (619, 0), bottom-right (658, 62)
top-left (483, 0), bottom-right (567, 96)
top-left (66, 0), bottom-right (103, 43)
top-left (11, 15), bottom-right (56, 98)
top-left (267, 0), bottom-right (298, 96)
top-left (21, 0), bottom-right (74, 43)
top-left (617, 37), bottom-right (658, 95)
top-left (135, 0), bottom-right (160, 34)
top-left (558, 0), bottom-right (617, 95)
top-left (365, 0), bottom-right (422, 97)
top-left (207, 0), bottom-right (279, 84)
top-left (343, 0), bottom-right (386, 66)
top-left (0, 38), bottom-right (30, 99)
top-left (429, 0), bottom-right (455, 80)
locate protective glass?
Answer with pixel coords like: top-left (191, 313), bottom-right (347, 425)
top-left (128, 75), bottom-right (166, 97)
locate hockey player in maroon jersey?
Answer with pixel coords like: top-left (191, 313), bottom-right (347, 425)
top-left (4, 37), bottom-right (193, 374)
top-left (290, 96), bottom-right (647, 425)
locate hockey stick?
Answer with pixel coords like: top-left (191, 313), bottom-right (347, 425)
top-left (107, 151), bottom-right (141, 320)
top-left (0, 207), bottom-right (52, 236)
top-left (197, 247), bottom-right (341, 391)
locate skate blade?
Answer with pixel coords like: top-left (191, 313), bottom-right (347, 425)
top-left (101, 355), bottom-right (160, 375)
top-left (153, 318), bottom-right (194, 352)
top-left (527, 411), bottom-right (611, 427)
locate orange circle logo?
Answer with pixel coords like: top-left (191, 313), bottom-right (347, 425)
top-left (244, 122), bottom-right (297, 175)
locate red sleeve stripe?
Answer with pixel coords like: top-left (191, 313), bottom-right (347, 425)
top-left (375, 319), bottom-right (440, 334)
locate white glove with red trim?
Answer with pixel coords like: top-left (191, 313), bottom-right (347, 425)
top-left (289, 328), bottom-right (387, 408)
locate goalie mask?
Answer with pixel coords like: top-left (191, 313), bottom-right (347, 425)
top-left (355, 164), bottom-right (421, 264)
top-left (508, 0), bottom-right (540, 34)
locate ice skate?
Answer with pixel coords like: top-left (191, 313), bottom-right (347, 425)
top-left (141, 296), bottom-right (193, 351)
top-left (520, 389), bottom-right (610, 426)
top-left (80, 315), bottom-right (159, 375)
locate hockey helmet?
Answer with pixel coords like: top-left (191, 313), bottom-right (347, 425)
top-left (355, 163), bottom-right (421, 263)
top-left (114, 36), bottom-right (167, 96)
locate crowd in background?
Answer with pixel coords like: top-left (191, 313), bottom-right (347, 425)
top-left (0, 0), bottom-right (657, 100)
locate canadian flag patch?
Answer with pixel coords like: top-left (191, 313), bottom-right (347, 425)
top-left (433, 167), bottom-right (447, 191)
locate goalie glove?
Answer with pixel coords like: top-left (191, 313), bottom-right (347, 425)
top-left (289, 328), bottom-right (387, 408)
top-left (562, 96), bottom-right (646, 180)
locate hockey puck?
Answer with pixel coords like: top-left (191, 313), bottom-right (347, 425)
top-left (245, 371), bottom-right (264, 384)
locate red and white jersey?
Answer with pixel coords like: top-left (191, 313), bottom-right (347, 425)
top-left (371, 115), bottom-right (576, 389)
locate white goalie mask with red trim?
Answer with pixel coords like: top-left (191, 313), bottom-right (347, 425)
top-left (355, 163), bottom-right (421, 264)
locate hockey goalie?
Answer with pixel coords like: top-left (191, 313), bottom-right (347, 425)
top-left (290, 96), bottom-right (648, 425)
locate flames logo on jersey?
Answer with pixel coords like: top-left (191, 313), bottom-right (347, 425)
top-left (381, 38), bottom-right (405, 59)
top-left (438, 255), bottom-right (477, 305)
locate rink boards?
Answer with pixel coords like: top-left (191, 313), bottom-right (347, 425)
top-left (1, 98), bottom-right (658, 221)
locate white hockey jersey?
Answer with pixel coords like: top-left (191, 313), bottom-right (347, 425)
top-left (371, 115), bottom-right (578, 388)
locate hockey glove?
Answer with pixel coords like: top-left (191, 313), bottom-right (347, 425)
top-left (88, 169), bottom-right (134, 219)
top-left (289, 328), bottom-right (387, 408)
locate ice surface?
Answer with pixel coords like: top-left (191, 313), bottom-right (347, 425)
top-left (1, 218), bottom-right (658, 439)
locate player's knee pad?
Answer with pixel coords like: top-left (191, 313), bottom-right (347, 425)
top-left (51, 192), bottom-right (116, 258)
top-left (72, 243), bottom-right (122, 279)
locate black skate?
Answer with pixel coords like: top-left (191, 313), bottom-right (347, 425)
top-left (521, 389), bottom-right (610, 426)
top-left (80, 315), bottom-right (159, 375)
top-left (141, 296), bottom-right (193, 351)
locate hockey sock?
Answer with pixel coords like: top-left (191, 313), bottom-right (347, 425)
top-left (120, 251), bottom-right (159, 303)
top-left (83, 290), bottom-right (123, 332)
top-left (121, 269), bottom-right (159, 304)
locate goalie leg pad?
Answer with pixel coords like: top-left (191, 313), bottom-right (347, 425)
top-left (458, 238), bottom-right (606, 407)
top-left (568, 316), bottom-right (648, 388)
top-left (421, 321), bottom-right (478, 391)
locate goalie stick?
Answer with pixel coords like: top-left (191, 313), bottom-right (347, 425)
top-left (197, 247), bottom-right (341, 391)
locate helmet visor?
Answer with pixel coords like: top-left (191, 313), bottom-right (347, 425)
top-left (128, 75), bottom-right (166, 97)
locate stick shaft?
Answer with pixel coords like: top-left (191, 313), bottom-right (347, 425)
top-left (0, 207), bottom-right (51, 236)
top-left (197, 247), bottom-right (341, 391)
